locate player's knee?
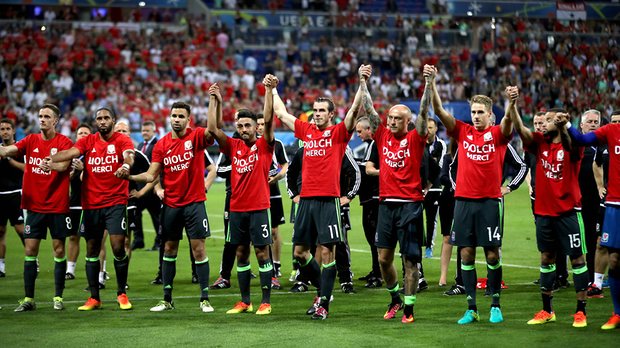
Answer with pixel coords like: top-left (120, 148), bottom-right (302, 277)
top-left (403, 253), bottom-right (420, 265)
top-left (569, 254), bottom-right (585, 265)
top-left (608, 250), bottom-right (620, 270)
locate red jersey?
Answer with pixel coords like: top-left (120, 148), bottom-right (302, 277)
top-left (594, 124), bottom-right (620, 204)
top-left (295, 119), bottom-right (351, 198)
top-left (74, 132), bottom-right (134, 209)
top-left (527, 132), bottom-right (583, 216)
top-left (374, 124), bottom-right (427, 201)
top-left (15, 133), bottom-right (73, 213)
top-left (449, 120), bottom-right (509, 199)
top-left (152, 127), bottom-right (212, 208)
top-left (222, 136), bottom-right (274, 212)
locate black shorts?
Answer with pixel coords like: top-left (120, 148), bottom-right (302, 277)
top-left (290, 201), bottom-right (298, 224)
top-left (24, 211), bottom-right (70, 240)
top-left (269, 197), bottom-right (285, 227)
top-left (451, 198), bottom-right (503, 247)
top-left (68, 208), bottom-right (82, 236)
top-left (0, 192), bottom-right (24, 226)
top-left (375, 201), bottom-right (423, 258)
top-left (292, 197), bottom-right (342, 246)
top-left (160, 201), bottom-right (210, 241)
top-left (536, 211), bottom-right (587, 257)
top-left (81, 204), bottom-right (127, 241)
top-left (598, 204), bottom-right (606, 237)
top-left (228, 209), bottom-right (272, 246)
top-left (223, 192), bottom-right (231, 240)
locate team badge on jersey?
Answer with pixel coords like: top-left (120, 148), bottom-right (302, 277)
top-left (107, 144), bottom-right (116, 154)
top-left (184, 140), bottom-right (193, 150)
top-left (50, 148), bottom-right (58, 156)
top-left (251, 144), bottom-right (257, 152)
top-left (483, 132), bottom-right (493, 141)
top-left (323, 130), bottom-right (331, 137)
top-left (602, 232), bottom-right (609, 243)
top-left (557, 150), bottom-right (564, 161)
top-left (400, 139), bottom-right (408, 147)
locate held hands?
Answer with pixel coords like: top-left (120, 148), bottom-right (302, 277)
top-left (422, 64), bottom-right (437, 82)
top-left (155, 187), bottom-right (165, 200)
top-left (358, 64), bottom-right (372, 81)
top-left (263, 74), bottom-right (279, 89)
top-left (554, 112), bottom-right (571, 127)
top-left (505, 86), bottom-right (519, 103)
top-left (208, 83), bottom-right (222, 103)
top-left (71, 158), bottom-right (84, 171)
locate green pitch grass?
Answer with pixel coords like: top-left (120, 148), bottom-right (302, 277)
top-left (0, 183), bottom-right (617, 347)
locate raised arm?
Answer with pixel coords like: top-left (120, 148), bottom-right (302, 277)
top-left (500, 87), bottom-right (515, 139)
top-left (505, 87), bottom-right (533, 146)
top-left (262, 74), bottom-right (276, 144)
top-left (416, 75), bottom-right (431, 137)
top-left (343, 65), bottom-right (370, 132)
top-left (207, 83), bottom-right (228, 150)
top-left (358, 65), bottom-right (381, 132)
top-left (423, 64), bottom-right (456, 133)
top-left (272, 86), bottom-right (297, 131)
top-left (556, 112), bottom-right (600, 146)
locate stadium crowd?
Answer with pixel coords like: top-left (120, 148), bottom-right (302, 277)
top-left (0, 7), bottom-right (619, 139)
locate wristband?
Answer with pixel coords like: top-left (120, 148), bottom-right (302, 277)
top-left (272, 88), bottom-right (278, 95)
top-left (122, 163), bottom-right (130, 171)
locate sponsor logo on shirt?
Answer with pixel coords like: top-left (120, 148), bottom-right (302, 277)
top-left (33, 148), bottom-right (39, 153)
top-left (303, 138), bottom-right (333, 157)
top-left (233, 152), bottom-right (258, 174)
top-left (28, 155), bottom-right (51, 175)
top-left (466, 135), bottom-right (473, 141)
top-left (540, 157), bottom-right (563, 180)
top-left (88, 151), bottom-right (120, 173)
top-left (382, 145), bottom-right (410, 168)
top-left (164, 146), bottom-right (195, 172)
top-left (462, 140), bottom-right (495, 162)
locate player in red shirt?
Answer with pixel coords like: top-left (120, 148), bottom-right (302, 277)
top-left (0, 104), bottom-right (73, 312)
top-left (360, 65), bottom-right (430, 323)
top-left (50, 107), bottom-right (135, 311)
top-left (207, 76), bottom-right (276, 315)
top-left (127, 101), bottom-right (215, 313)
top-left (562, 111), bottom-right (620, 330)
top-left (509, 99), bottom-right (589, 327)
top-left (424, 65), bottom-right (514, 325)
top-left (272, 66), bottom-right (365, 320)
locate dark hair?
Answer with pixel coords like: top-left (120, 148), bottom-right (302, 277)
top-left (77, 123), bottom-right (92, 132)
top-left (548, 108), bottom-right (567, 113)
top-left (96, 107), bottom-right (117, 120)
top-left (611, 110), bottom-right (620, 117)
top-left (428, 118), bottom-right (437, 126)
top-left (256, 113), bottom-right (264, 120)
top-left (41, 103), bottom-right (61, 119)
top-left (0, 118), bottom-right (15, 129)
top-left (534, 111), bottom-right (546, 117)
top-left (171, 101), bottom-right (191, 115)
top-left (142, 120), bottom-right (156, 128)
top-left (236, 109), bottom-right (257, 122)
top-left (314, 97), bottom-right (335, 112)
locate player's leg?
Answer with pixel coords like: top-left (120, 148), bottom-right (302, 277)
top-left (0, 224), bottom-right (6, 277)
top-left (15, 213), bottom-right (43, 312)
top-left (150, 204), bottom-right (182, 312)
top-left (361, 200), bottom-right (381, 286)
top-left (251, 210), bottom-right (273, 314)
top-left (562, 212), bottom-right (589, 327)
top-left (105, 205), bottom-right (131, 309)
top-left (186, 202), bottom-right (212, 312)
top-left (399, 202), bottom-right (424, 323)
top-left (336, 205), bottom-right (354, 293)
top-left (602, 249), bottom-right (620, 329)
top-left (49, 214), bottom-right (70, 310)
top-left (79, 209), bottom-right (104, 309)
top-left (66, 209), bottom-right (81, 279)
top-left (211, 194), bottom-right (234, 289)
